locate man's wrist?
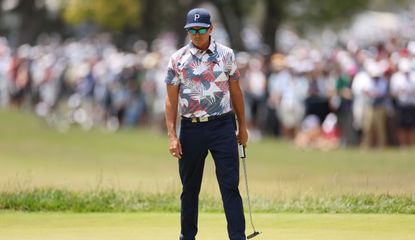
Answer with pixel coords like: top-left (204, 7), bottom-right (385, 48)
top-left (238, 121), bottom-right (247, 130)
top-left (168, 132), bottom-right (178, 140)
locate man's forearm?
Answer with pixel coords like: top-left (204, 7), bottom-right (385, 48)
top-left (165, 101), bottom-right (177, 138)
top-left (165, 86), bottom-right (179, 139)
top-left (230, 82), bottom-right (247, 128)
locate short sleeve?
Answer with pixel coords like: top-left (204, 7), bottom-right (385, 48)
top-left (228, 50), bottom-right (240, 81)
top-left (165, 56), bottom-right (180, 86)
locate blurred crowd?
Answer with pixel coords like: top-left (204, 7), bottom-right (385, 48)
top-left (242, 37), bottom-right (415, 149)
top-left (0, 35), bottom-right (175, 133)
top-left (1, 34), bottom-right (415, 149)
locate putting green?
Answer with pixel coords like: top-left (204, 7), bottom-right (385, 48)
top-left (1, 212), bottom-right (414, 240)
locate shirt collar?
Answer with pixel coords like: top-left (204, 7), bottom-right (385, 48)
top-left (188, 37), bottom-right (216, 56)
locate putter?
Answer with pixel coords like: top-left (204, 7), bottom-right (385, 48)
top-left (239, 144), bottom-right (261, 239)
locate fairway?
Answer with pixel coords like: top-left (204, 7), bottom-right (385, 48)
top-left (1, 109), bottom-right (415, 202)
top-left (1, 212), bottom-right (414, 240)
top-left (1, 109), bottom-right (415, 238)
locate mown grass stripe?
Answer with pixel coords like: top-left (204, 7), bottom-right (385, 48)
top-left (1, 188), bottom-right (414, 214)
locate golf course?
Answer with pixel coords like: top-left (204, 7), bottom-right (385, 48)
top-left (1, 109), bottom-right (415, 239)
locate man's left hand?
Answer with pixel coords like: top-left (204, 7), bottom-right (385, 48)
top-left (237, 127), bottom-right (248, 148)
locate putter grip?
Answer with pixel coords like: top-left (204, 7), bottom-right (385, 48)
top-left (239, 144), bottom-right (246, 158)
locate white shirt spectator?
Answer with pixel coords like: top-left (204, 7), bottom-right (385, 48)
top-left (0, 42), bottom-right (11, 107)
top-left (351, 70), bottom-right (372, 130)
top-left (390, 72), bottom-right (415, 105)
top-left (273, 70), bottom-right (309, 128)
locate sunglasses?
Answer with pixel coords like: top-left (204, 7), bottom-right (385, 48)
top-left (187, 28), bottom-right (208, 35)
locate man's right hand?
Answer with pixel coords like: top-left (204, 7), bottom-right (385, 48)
top-left (168, 136), bottom-right (182, 159)
top-left (165, 84), bottom-right (181, 159)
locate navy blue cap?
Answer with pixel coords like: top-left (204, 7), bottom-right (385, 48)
top-left (184, 8), bottom-right (211, 29)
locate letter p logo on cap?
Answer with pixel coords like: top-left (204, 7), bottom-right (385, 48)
top-left (194, 13), bottom-right (200, 21)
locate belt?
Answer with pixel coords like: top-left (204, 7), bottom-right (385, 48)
top-left (181, 111), bottom-right (234, 123)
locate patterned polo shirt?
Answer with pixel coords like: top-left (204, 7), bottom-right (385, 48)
top-left (165, 38), bottom-right (240, 118)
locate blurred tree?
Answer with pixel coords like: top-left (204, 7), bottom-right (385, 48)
top-left (211, 0), bottom-right (255, 51)
top-left (165, 0), bottom-right (198, 47)
top-left (261, 0), bottom-right (371, 53)
top-left (57, 0), bottom-right (410, 53)
top-left (288, 0), bottom-right (370, 30)
top-left (188, 0), bottom-right (372, 52)
top-left (369, 0), bottom-right (413, 11)
top-left (139, 0), bottom-right (195, 46)
top-left (63, 0), bottom-right (141, 31)
top-left (1, 0), bottom-right (410, 52)
top-left (3, 0), bottom-right (64, 46)
top-left (62, 0), bottom-right (195, 49)
top-left (262, 0), bottom-right (286, 54)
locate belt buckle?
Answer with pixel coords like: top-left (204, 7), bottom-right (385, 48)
top-left (199, 117), bottom-right (209, 122)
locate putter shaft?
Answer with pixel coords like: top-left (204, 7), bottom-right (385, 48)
top-left (240, 144), bottom-right (261, 239)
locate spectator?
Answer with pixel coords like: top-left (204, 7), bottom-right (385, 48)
top-left (271, 56), bottom-right (309, 139)
top-left (304, 63), bottom-right (333, 123)
top-left (266, 53), bottom-right (286, 136)
top-left (390, 57), bottom-right (415, 146)
top-left (0, 38), bottom-right (11, 107)
top-left (334, 60), bottom-right (358, 146)
top-left (360, 60), bottom-right (389, 148)
top-left (244, 55), bottom-right (267, 140)
top-left (294, 113), bottom-right (340, 151)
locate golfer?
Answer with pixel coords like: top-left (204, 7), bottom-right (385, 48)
top-left (164, 7), bottom-right (248, 240)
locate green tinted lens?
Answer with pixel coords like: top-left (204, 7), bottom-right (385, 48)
top-left (188, 28), bottom-right (208, 35)
top-left (198, 28), bottom-right (207, 34)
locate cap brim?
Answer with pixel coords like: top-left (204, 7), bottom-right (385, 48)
top-left (184, 23), bottom-right (211, 29)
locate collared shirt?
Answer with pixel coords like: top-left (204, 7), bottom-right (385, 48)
top-left (390, 71), bottom-right (415, 105)
top-left (165, 38), bottom-right (240, 118)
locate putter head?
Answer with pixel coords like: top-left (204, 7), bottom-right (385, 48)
top-left (247, 231), bottom-right (261, 239)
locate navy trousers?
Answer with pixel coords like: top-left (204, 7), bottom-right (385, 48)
top-left (179, 113), bottom-right (246, 240)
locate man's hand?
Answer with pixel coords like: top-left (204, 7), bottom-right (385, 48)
top-left (237, 126), bottom-right (248, 148)
top-left (169, 136), bottom-right (182, 159)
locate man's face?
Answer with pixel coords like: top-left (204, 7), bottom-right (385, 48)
top-left (187, 26), bottom-right (212, 49)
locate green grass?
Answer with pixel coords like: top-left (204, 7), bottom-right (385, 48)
top-left (1, 212), bottom-right (415, 240)
top-left (1, 188), bottom-right (415, 213)
top-left (1, 109), bottom-right (415, 213)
